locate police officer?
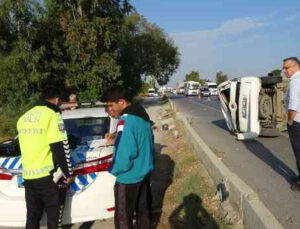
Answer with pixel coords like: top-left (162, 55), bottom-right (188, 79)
top-left (17, 85), bottom-right (73, 229)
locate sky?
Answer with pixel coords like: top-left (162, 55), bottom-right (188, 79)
top-left (130, 0), bottom-right (300, 87)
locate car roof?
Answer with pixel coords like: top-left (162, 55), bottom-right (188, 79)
top-left (62, 107), bottom-right (108, 119)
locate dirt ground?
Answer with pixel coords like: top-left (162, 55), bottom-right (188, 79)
top-left (145, 99), bottom-right (243, 229)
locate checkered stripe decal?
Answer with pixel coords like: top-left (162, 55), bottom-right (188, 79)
top-left (0, 156), bottom-right (22, 170)
top-left (0, 154), bottom-right (98, 193)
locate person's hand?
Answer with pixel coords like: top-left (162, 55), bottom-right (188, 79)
top-left (106, 138), bottom-right (115, 145)
top-left (105, 133), bottom-right (115, 145)
top-left (105, 133), bottom-right (110, 140)
top-left (63, 177), bottom-right (73, 186)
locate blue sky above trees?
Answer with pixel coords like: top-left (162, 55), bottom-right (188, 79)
top-left (131, 0), bottom-right (300, 86)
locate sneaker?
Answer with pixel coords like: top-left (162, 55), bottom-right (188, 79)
top-left (291, 182), bottom-right (300, 192)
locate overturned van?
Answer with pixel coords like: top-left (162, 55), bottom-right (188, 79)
top-left (218, 76), bottom-right (288, 140)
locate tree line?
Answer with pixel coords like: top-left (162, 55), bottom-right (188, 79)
top-left (184, 70), bottom-right (228, 85)
top-left (184, 68), bottom-right (283, 86)
top-left (0, 0), bottom-right (180, 137)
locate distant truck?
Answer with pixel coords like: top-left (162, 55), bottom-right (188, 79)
top-left (176, 82), bottom-right (185, 94)
top-left (184, 81), bottom-right (200, 96)
top-left (204, 82), bottom-right (218, 96)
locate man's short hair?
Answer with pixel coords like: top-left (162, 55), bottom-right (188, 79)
top-left (103, 86), bottom-right (132, 103)
top-left (41, 85), bottom-right (61, 100)
top-left (283, 57), bottom-right (300, 67)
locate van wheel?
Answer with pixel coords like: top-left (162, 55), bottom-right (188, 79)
top-left (260, 128), bottom-right (281, 137)
top-left (261, 76), bottom-right (282, 86)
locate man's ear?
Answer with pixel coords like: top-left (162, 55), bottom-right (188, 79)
top-left (118, 99), bottom-right (126, 106)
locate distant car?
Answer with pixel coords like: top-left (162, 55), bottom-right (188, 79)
top-left (200, 87), bottom-right (211, 97)
top-left (176, 87), bottom-right (184, 94)
top-left (0, 106), bottom-right (118, 227)
top-left (148, 88), bottom-right (159, 97)
top-left (204, 82), bottom-right (218, 96)
top-left (218, 76), bottom-right (288, 140)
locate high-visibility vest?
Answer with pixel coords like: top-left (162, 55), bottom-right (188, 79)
top-left (17, 105), bottom-right (67, 179)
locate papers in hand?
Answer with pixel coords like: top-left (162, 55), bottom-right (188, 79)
top-left (87, 139), bottom-right (108, 148)
top-left (53, 167), bottom-right (64, 183)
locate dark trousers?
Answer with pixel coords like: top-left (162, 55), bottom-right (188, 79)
top-left (288, 121), bottom-right (300, 175)
top-left (114, 176), bottom-right (151, 229)
top-left (24, 176), bottom-right (67, 229)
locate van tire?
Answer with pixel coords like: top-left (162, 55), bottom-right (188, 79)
top-left (261, 76), bottom-right (282, 86)
top-left (260, 128), bottom-right (281, 137)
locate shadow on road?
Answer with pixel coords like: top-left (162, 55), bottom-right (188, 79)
top-left (151, 143), bottom-right (175, 228)
top-left (169, 193), bottom-right (219, 229)
top-left (242, 139), bottom-right (296, 184)
top-left (211, 119), bottom-right (230, 132)
top-left (63, 220), bottom-right (95, 229)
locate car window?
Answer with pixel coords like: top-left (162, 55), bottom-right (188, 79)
top-left (64, 117), bottom-right (110, 146)
top-left (0, 138), bottom-right (21, 157)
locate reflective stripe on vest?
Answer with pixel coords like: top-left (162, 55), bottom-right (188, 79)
top-left (22, 166), bottom-right (54, 177)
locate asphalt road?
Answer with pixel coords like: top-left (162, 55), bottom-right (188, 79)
top-left (169, 94), bottom-right (299, 229)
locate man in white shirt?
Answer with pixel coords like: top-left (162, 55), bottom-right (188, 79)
top-left (283, 57), bottom-right (300, 191)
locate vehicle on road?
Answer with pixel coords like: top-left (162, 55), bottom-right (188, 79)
top-left (218, 76), bottom-right (288, 140)
top-left (148, 88), bottom-right (159, 97)
top-left (199, 86), bottom-right (211, 97)
top-left (0, 105), bottom-right (118, 227)
top-left (184, 81), bottom-right (200, 96)
top-left (177, 87), bottom-right (185, 94)
top-left (176, 82), bottom-right (185, 94)
top-left (204, 82), bottom-right (218, 96)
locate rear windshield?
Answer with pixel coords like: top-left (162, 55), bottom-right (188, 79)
top-left (64, 117), bottom-right (110, 146)
top-left (0, 138), bottom-right (20, 157)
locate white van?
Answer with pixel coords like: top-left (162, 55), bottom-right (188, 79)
top-left (204, 82), bottom-right (218, 96)
top-left (218, 76), bottom-right (288, 140)
top-left (184, 81), bottom-right (200, 96)
top-left (148, 88), bottom-right (158, 97)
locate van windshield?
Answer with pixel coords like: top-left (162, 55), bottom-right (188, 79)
top-left (208, 85), bottom-right (217, 89)
top-left (190, 84), bottom-right (199, 89)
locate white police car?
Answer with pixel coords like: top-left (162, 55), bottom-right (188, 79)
top-left (0, 106), bottom-right (118, 227)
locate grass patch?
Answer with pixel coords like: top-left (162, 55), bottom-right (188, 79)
top-left (152, 104), bottom-right (241, 229)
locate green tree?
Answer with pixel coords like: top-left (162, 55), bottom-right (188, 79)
top-left (216, 71), bottom-right (228, 85)
top-left (0, 0), bottom-right (180, 136)
top-left (119, 13), bottom-right (180, 90)
top-left (185, 71), bottom-right (200, 82)
top-left (184, 71), bottom-right (210, 85)
top-left (269, 69), bottom-right (282, 77)
top-left (141, 81), bottom-right (151, 94)
top-left (199, 78), bottom-right (210, 85)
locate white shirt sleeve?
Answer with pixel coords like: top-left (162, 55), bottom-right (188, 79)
top-left (288, 79), bottom-right (300, 112)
